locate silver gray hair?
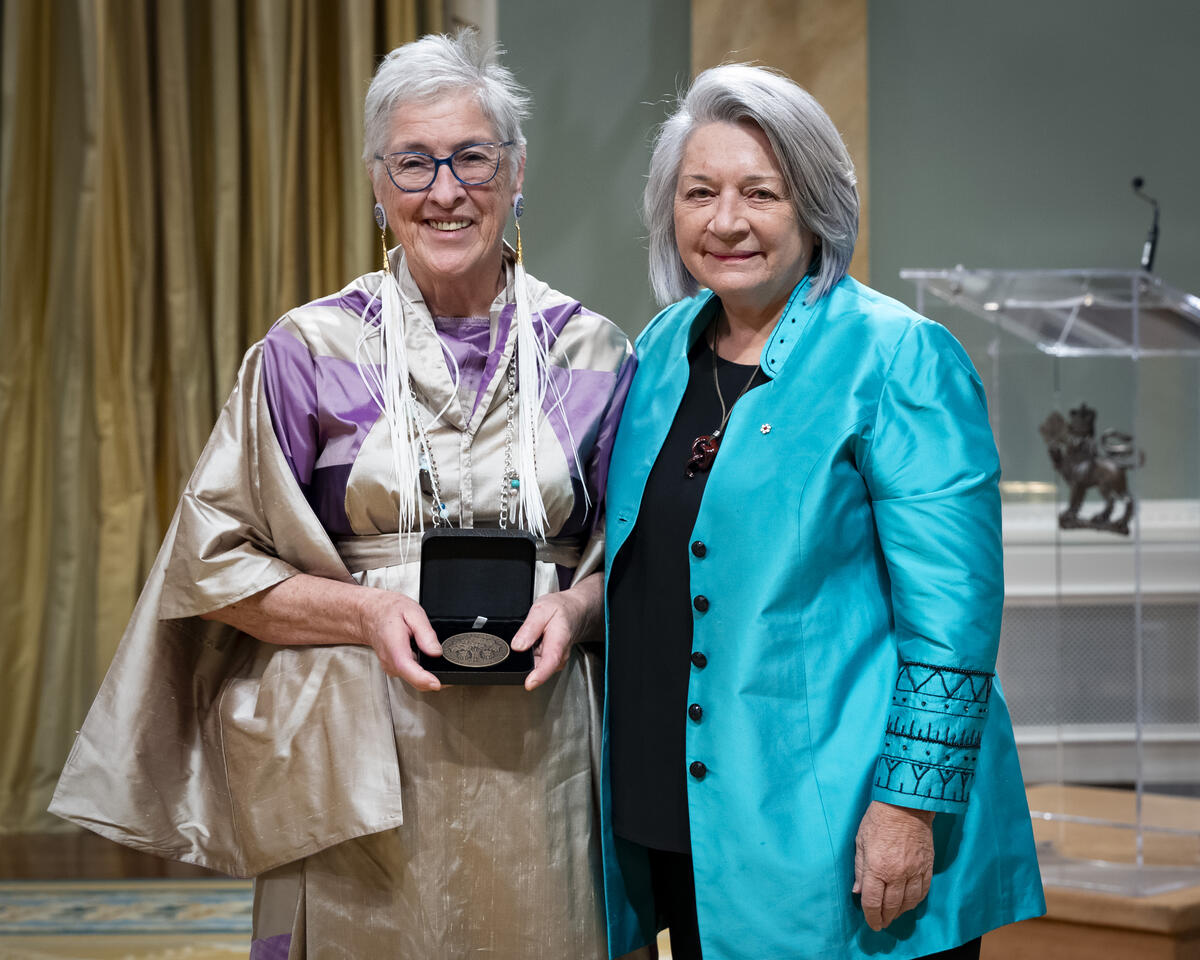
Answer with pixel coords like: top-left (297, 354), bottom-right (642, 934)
top-left (645, 64), bottom-right (859, 306)
top-left (362, 29), bottom-right (530, 184)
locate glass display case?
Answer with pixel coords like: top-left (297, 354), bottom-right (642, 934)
top-left (902, 268), bottom-right (1200, 895)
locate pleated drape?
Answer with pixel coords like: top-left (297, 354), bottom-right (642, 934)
top-left (0, 0), bottom-right (441, 833)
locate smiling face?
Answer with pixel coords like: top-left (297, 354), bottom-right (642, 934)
top-left (371, 89), bottom-right (524, 315)
top-left (673, 120), bottom-right (815, 323)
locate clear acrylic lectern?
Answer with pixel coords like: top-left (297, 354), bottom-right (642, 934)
top-left (902, 268), bottom-right (1200, 895)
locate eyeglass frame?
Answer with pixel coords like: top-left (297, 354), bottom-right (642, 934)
top-left (374, 140), bottom-right (516, 193)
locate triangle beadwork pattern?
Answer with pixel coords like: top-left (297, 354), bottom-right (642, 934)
top-left (897, 662), bottom-right (993, 703)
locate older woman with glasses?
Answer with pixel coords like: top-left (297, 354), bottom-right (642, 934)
top-left (52, 30), bottom-right (642, 959)
top-left (599, 65), bottom-right (1044, 960)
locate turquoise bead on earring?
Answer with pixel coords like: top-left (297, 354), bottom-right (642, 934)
top-left (510, 479), bottom-right (520, 489)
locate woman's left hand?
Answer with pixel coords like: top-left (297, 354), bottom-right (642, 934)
top-left (511, 572), bottom-right (603, 691)
top-left (852, 800), bottom-right (935, 931)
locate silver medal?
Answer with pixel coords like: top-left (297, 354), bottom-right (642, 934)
top-left (441, 631), bottom-right (511, 668)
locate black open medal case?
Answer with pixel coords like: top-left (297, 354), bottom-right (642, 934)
top-left (417, 528), bottom-right (537, 684)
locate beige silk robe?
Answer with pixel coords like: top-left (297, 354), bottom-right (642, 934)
top-left (51, 251), bottom-right (640, 958)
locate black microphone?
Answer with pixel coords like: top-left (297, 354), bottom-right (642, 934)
top-left (1131, 176), bottom-right (1159, 273)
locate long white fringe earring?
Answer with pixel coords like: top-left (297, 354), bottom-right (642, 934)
top-left (510, 193), bottom-right (551, 538)
top-left (509, 193), bottom-right (592, 539)
top-left (357, 202), bottom-right (427, 542)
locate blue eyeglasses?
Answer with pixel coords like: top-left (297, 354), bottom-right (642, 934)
top-left (375, 141), bottom-right (515, 192)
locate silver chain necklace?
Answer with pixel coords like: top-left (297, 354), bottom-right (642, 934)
top-left (417, 351), bottom-right (523, 529)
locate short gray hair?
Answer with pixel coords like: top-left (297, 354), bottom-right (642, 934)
top-left (362, 29), bottom-right (530, 183)
top-left (645, 64), bottom-right (859, 306)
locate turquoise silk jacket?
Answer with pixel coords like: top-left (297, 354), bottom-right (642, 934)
top-left (601, 276), bottom-right (1045, 960)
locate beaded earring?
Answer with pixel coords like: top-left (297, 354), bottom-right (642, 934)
top-left (512, 193), bottom-right (525, 264)
top-left (374, 202), bottom-right (389, 272)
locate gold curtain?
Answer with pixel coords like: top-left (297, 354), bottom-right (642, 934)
top-left (0, 0), bottom-right (441, 833)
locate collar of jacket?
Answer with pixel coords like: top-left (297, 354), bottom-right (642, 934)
top-left (669, 273), bottom-right (815, 379)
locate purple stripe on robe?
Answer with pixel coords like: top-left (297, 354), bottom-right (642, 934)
top-left (543, 367), bottom-right (619, 483)
top-left (263, 327), bottom-right (385, 534)
top-left (308, 355), bottom-right (387, 534)
top-left (542, 357), bottom-right (634, 537)
top-left (538, 300), bottom-right (585, 339)
top-left (433, 315), bottom-right (491, 413)
top-left (250, 934), bottom-right (291, 960)
top-left (262, 326), bottom-right (318, 486)
top-left (585, 351), bottom-right (635, 510)
top-left (474, 304), bottom-right (514, 419)
top-left (313, 355), bottom-right (385, 469)
top-left (311, 288), bottom-right (382, 325)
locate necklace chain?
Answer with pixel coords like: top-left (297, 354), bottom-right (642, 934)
top-left (417, 349), bottom-right (522, 529)
top-left (685, 317), bottom-right (760, 478)
top-left (709, 321), bottom-right (761, 439)
top-left (498, 357), bottom-right (519, 529)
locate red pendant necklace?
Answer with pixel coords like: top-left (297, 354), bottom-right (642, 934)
top-left (685, 322), bottom-right (761, 478)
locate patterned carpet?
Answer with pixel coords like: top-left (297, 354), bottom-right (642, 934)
top-left (0, 879), bottom-right (676, 959)
top-left (0, 880), bottom-right (250, 960)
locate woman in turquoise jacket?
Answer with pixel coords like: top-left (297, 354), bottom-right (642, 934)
top-left (601, 65), bottom-right (1044, 960)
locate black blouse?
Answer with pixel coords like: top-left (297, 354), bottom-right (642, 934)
top-left (607, 332), bottom-right (765, 852)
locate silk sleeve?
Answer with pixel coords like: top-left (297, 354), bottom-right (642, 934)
top-left (861, 319), bottom-right (1002, 814)
top-left (159, 337), bottom-right (348, 619)
top-left (574, 348), bottom-right (637, 583)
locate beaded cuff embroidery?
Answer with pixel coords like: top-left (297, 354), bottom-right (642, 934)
top-left (873, 661), bottom-right (993, 807)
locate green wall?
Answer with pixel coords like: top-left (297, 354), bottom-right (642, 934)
top-left (499, 0), bottom-right (691, 338)
top-left (869, 0), bottom-right (1200, 307)
top-left (869, 1), bottom-right (1200, 495)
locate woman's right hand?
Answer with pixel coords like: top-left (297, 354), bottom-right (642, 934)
top-left (355, 589), bottom-right (444, 691)
top-left (852, 800), bottom-right (934, 930)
